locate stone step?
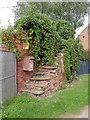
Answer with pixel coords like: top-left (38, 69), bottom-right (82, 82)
top-left (30, 76), bottom-right (51, 81)
top-left (29, 90), bottom-right (45, 95)
top-left (25, 83), bottom-right (48, 87)
top-left (41, 66), bottom-right (57, 70)
top-left (22, 89), bottom-right (44, 95)
top-left (22, 89), bottom-right (28, 92)
top-left (35, 71), bottom-right (49, 75)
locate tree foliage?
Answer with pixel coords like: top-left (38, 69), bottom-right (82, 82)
top-left (49, 2), bottom-right (88, 29)
top-left (56, 20), bottom-right (75, 40)
top-left (13, 2), bottom-right (88, 29)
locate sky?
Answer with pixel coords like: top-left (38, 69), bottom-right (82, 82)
top-left (0, 0), bottom-right (88, 37)
top-left (75, 15), bottom-right (88, 38)
top-left (0, 0), bottom-right (18, 28)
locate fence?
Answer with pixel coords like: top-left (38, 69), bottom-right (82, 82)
top-left (0, 50), bottom-right (17, 103)
top-left (76, 60), bottom-right (90, 74)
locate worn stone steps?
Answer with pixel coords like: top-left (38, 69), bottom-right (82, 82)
top-left (22, 89), bottom-right (44, 95)
top-left (41, 66), bottom-right (57, 70)
top-left (25, 83), bottom-right (48, 88)
top-left (23, 64), bottom-right (60, 97)
top-left (30, 76), bottom-right (51, 81)
top-left (35, 71), bottom-right (49, 75)
top-left (29, 90), bottom-right (45, 95)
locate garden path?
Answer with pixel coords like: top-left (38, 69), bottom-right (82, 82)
top-left (60, 106), bottom-right (89, 118)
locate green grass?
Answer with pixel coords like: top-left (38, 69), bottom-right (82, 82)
top-left (2, 74), bottom-right (89, 118)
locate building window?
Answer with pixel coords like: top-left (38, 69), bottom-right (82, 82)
top-left (83, 36), bottom-right (85, 38)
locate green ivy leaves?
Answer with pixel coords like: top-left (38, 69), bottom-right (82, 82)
top-left (1, 10), bottom-right (84, 81)
top-left (1, 29), bottom-right (29, 60)
top-left (62, 39), bottom-right (84, 80)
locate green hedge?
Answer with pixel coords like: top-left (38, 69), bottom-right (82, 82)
top-left (1, 8), bottom-right (84, 80)
top-left (62, 39), bottom-right (84, 80)
top-left (15, 12), bottom-right (61, 65)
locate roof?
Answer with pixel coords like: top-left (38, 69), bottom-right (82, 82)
top-left (78, 24), bottom-right (90, 36)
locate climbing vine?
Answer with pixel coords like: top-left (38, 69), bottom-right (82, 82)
top-left (14, 12), bottom-right (61, 65)
top-left (56, 20), bottom-right (75, 40)
top-left (1, 28), bottom-right (29, 60)
top-left (62, 39), bottom-right (84, 80)
top-left (1, 7), bottom-right (84, 80)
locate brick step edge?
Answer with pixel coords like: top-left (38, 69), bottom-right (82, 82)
top-left (25, 83), bottom-right (48, 87)
top-left (35, 71), bottom-right (49, 75)
top-left (41, 66), bottom-right (57, 69)
top-left (22, 89), bottom-right (44, 95)
top-left (30, 76), bottom-right (51, 81)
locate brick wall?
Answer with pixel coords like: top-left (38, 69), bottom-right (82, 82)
top-left (15, 42), bottom-right (24, 91)
top-left (17, 58), bottom-right (33, 92)
top-left (0, 42), bottom-right (34, 92)
top-left (79, 25), bottom-right (90, 51)
top-left (16, 42), bottom-right (34, 91)
top-left (23, 54), bottom-right (34, 83)
top-left (0, 43), bottom-right (9, 51)
top-left (54, 53), bottom-right (66, 85)
top-left (0, 42), bottom-right (66, 93)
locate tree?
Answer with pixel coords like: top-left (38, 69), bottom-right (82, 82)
top-left (56, 20), bottom-right (75, 40)
top-left (50, 2), bottom-right (88, 29)
top-left (13, 2), bottom-right (88, 29)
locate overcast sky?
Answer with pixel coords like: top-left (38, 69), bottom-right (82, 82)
top-left (0, 0), bottom-right (88, 37)
top-left (75, 15), bottom-right (88, 38)
top-left (0, 0), bottom-right (18, 28)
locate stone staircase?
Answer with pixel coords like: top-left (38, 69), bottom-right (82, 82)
top-left (22, 66), bottom-right (60, 97)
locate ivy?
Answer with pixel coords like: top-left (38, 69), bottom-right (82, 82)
top-left (62, 39), bottom-right (84, 80)
top-left (56, 20), bottom-right (75, 40)
top-left (1, 9), bottom-right (84, 81)
top-left (14, 11), bottom-right (84, 80)
top-left (14, 12), bottom-right (61, 66)
top-left (1, 28), bottom-right (29, 60)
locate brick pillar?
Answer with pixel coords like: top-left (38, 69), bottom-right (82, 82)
top-left (15, 42), bottom-right (24, 91)
top-left (23, 54), bottom-right (34, 83)
top-left (54, 53), bottom-right (67, 85)
top-left (17, 60), bottom-right (24, 91)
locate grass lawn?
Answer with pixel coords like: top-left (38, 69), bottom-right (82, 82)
top-left (2, 74), bottom-right (89, 118)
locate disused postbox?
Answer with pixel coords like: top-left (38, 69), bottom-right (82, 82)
top-left (23, 56), bottom-right (34, 71)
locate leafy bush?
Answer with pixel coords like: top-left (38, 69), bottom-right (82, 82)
top-left (1, 28), bottom-right (29, 59)
top-left (62, 39), bottom-right (84, 80)
top-left (56, 20), bottom-right (75, 40)
top-left (1, 5), bottom-right (84, 80)
top-left (14, 12), bottom-right (61, 65)
top-left (84, 51), bottom-right (90, 60)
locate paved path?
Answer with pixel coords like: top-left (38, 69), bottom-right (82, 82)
top-left (60, 106), bottom-right (89, 118)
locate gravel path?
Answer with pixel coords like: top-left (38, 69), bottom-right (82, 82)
top-left (60, 106), bottom-right (89, 118)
